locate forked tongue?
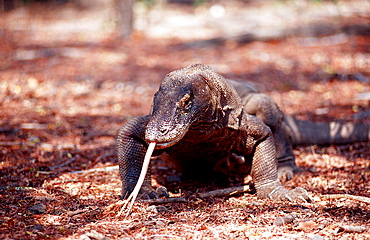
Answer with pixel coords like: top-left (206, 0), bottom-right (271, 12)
top-left (117, 142), bottom-right (156, 217)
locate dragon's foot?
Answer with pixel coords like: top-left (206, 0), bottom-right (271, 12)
top-left (277, 156), bottom-right (303, 181)
top-left (268, 186), bottom-right (311, 202)
top-left (256, 181), bottom-right (311, 202)
top-left (139, 185), bottom-right (169, 199)
top-left (277, 165), bottom-right (303, 181)
top-left (122, 185), bottom-right (169, 200)
top-left (277, 166), bottom-right (295, 181)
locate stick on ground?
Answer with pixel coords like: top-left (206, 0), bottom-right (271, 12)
top-left (321, 194), bottom-right (370, 204)
top-left (139, 185), bottom-right (251, 205)
top-left (197, 185), bottom-right (251, 198)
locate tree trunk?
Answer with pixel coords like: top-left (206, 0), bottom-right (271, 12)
top-left (115, 0), bottom-right (134, 38)
top-left (1, 0), bottom-right (21, 11)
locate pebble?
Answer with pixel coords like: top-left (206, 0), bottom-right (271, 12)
top-left (310, 234), bottom-right (324, 240)
top-left (274, 215), bottom-right (295, 226)
top-left (83, 230), bottom-right (111, 240)
top-left (146, 205), bottom-right (168, 214)
top-left (29, 203), bottom-right (47, 214)
top-left (252, 201), bottom-right (260, 207)
top-left (296, 220), bottom-right (319, 232)
top-left (338, 225), bottom-right (367, 233)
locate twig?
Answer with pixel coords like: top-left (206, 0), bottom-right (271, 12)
top-left (67, 208), bottom-right (90, 217)
top-left (196, 185), bottom-right (251, 198)
top-left (140, 197), bottom-right (187, 204)
top-left (88, 152), bottom-right (117, 168)
top-left (337, 225), bottom-right (367, 233)
top-left (20, 123), bottom-right (47, 130)
top-left (321, 194), bottom-right (370, 204)
top-left (69, 165), bottom-right (119, 174)
top-left (0, 128), bottom-right (19, 134)
top-left (0, 141), bottom-right (35, 147)
top-left (139, 185), bottom-right (251, 205)
top-left (105, 200), bottom-right (125, 213)
top-left (136, 185), bottom-right (250, 205)
top-left (49, 158), bottom-right (76, 170)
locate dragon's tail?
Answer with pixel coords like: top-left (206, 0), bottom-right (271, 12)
top-left (284, 116), bottom-right (370, 146)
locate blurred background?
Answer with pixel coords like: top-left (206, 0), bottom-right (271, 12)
top-left (1, 0), bottom-right (369, 117)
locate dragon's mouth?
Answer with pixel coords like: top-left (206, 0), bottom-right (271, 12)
top-left (154, 138), bottom-right (181, 149)
top-left (147, 125), bottom-right (190, 149)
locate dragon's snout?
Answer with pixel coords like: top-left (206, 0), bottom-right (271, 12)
top-left (145, 120), bottom-right (189, 149)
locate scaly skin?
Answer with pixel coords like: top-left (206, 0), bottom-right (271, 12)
top-left (118, 63), bottom-right (310, 202)
top-left (229, 79), bottom-right (370, 180)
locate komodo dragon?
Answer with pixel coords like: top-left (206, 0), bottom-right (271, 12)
top-left (117, 63), bottom-right (369, 202)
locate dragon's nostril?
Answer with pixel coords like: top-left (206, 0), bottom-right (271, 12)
top-left (159, 126), bottom-right (168, 134)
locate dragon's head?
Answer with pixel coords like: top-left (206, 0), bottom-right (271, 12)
top-left (145, 68), bottom-right (213, 149)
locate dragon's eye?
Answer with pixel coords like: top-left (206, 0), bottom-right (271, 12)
top-left (179, 93), bottom-right (192, 109)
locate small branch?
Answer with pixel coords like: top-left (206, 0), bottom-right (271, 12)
top-left (88, 152), bottom-right (117, 168)
top-left (105, 200), bottom-right (125, 213)
top-left (135, 186), bottom-right (251, 205)
top-left (67, 208), bottom-right (90, 217)
top-left (196, 185), bottom-right (251, 198)
top-left (20, 123), bottom-right (47, 130)
top-left (0, 128), bottom-right (19, 134)
top-left (0, 141), bottom-right (35, 147)
top-left (49, 158), bottom-right (76, 170)
top-left (68, 165), bottom-right (119, 174)
top-left (138, 185), bottom-right (251, 205)
top-left (337, 225), bottom-right (367, 233)
top-left (321, 194), bottom-right (370, 204)
top-left (140, 197), bottom-right (187, 204)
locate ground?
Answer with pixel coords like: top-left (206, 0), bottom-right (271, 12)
top-left (0, 0), bottom-right (370, 239)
